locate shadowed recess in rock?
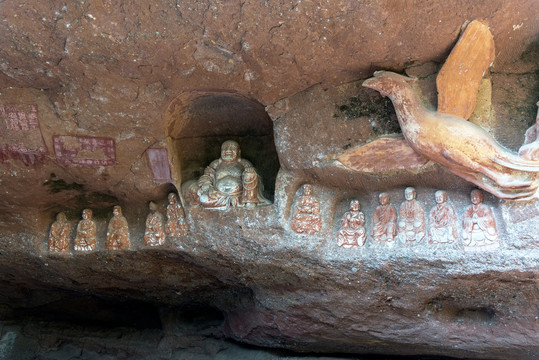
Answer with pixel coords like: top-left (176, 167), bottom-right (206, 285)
top-left (164, 91), bottom-right (280, 201)
top-left (5, 294), bottom-right (163, 330)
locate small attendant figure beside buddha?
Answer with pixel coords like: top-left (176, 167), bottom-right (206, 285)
top-left (144, 201), bottom-right (165, 247)
top-left (166, 193), bottom-right (189, 237)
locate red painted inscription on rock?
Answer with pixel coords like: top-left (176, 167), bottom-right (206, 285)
top-left (0, 104), bottom-right (47, 166)
top-left (0, 104), bottom-right (39, 131)
top-left (147, 148), bottom-right (172, 181)
top-left (54, 135), bottom-right (116, 166)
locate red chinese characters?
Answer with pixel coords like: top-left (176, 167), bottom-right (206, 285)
top-left (53, 136), bottom-right (115, 166)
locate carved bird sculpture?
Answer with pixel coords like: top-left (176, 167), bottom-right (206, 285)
top-left (362, 71), bottom-right (539, 201)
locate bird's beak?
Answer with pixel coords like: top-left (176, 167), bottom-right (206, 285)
top-left (362, 77), bottom-right (377, 89)
top-left (362, 77), bottom-right (386, 97)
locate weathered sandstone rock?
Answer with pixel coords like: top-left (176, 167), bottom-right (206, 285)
top-left (0, 1), bottom-right (538, 359)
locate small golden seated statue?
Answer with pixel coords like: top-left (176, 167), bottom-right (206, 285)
top-left (48, 212), bottom-right (70, 253)
top-left (106, 205), bottom-right (130, 250)
top-left (398, 187), bottom-right (426, 245)
top-left (372, 192), bottom-right (397, 245)
top-left (290, 184), bottom-right (322, 234)
top-left (166, 193), bottom-right (189, 237)
top-left (74, 209), bottom-right (96, 252)
top-left (144, 201), bottom-right (165, 246)
top-left (428, 190), bottom-right (458, 245)
top-left (336, 200), bottom-right (366, 247)
top-left (462, 190), bottom-right (499, 251)
top-left (184, 140), bottom-right (270, 210)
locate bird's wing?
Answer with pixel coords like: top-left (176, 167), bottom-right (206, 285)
top-left (437, 20), bottom-right (495, 120)
top-left (337, 137), bottom-right (429, 173)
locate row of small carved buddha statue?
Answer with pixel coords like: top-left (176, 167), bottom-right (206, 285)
top-left (48, 193), bottom-right (188, 253)
top-left (49, 186), bottom-right (498, 254)
top-left (290, 185), bottom-right (499, 252)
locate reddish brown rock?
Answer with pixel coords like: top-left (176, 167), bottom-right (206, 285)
top-left (0, 1), bottom-right (537, 359)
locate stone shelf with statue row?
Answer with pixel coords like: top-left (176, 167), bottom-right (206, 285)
top-left (48, 182), bottom-right (500, 254)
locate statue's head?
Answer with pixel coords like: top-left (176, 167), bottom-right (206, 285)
top-left (350, 200), bottom-right (360, 211)
top-left (379, 192), bottom-right (389, 205)
top-left (243, 166), bottom-right (257, 182)
top-left (82, 209), bottom-right (92, 220)
top-left (221, 140), bottom-right (240, 162)
top-left (168, 192), bottom-right (177, 204)
top-left (362, 71), bottom-right (417, 98)
top-left (471, 189), bottom-right (483, 205)
top-left (404, 187), bottom-right (416, 201)
top-left (149, 201), bottom-right (157, 212)
top-left (113, 205), bottom-right (122, 216)
top-left (435, 190), bottom-right (447, 204)
top-left (303, 184), bottom-right (313, 196)
top-left (56, 212), bottom-right (66, 222)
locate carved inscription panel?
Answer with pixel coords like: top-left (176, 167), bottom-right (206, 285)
top-left (0, 104), bottom-right (48, 166)
top-left (54, 135), bottom-right (115, 166)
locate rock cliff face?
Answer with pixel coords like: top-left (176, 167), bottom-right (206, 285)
top-left (0, 1), bottom-right (538, 359)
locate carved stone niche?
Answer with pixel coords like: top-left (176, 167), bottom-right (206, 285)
top-left (163, 91), bottom-right (280, 207)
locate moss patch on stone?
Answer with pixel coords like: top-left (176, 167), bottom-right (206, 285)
top-left (334, 95), bottom-right (392, 119)
top-left (44, 174), bottom-right (118, 220)
top-left (334, 94), bottom-right (400, 135)
top-left (44, 174), bottom-right (84, 194)
top-left (75, 192), bottom-right (118, 219)
top-left (501, 70), bottom-right (539, 129)
top-left (520, 39), bottom-right (538, 64)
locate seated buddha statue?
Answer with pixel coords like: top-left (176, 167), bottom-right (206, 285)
top-left (397, 187), bottom-right (426, 245)
top-left (290, 184), bottom-right (322, 234)
top-left (462, 189), bottom-right (499, 251)
top-left (336, 200), bottom-right (366, 247)
top-left (184, 140), bottom-right (270, 210)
